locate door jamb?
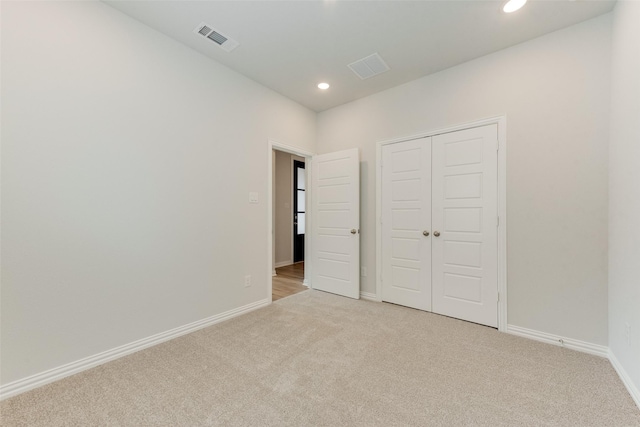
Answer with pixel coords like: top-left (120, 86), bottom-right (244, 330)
top-left (375, 116), bottom-right (508, 332)
top-left (268, 140), bottom-right (314, 303)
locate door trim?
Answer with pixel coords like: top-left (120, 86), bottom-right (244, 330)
top-left (375, 116), bottom-right (508, 332)
top-left (268, 140), bottom-right (314, 303)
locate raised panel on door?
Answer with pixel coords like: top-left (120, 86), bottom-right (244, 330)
top-left (381, 138), bottom-right (432, 311)
top-left (311, 148), bottom-right (360, 299)
top-left (432, 124), bottom-right (498, 327)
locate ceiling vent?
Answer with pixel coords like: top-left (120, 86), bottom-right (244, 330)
top-left (348, 53), bottom-right (390, 80)
top-left (193, 22), bottom-right (239, 53)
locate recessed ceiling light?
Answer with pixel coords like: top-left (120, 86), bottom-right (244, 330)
top-left (317, 82), bottom-right (330, 90)
top-left (503, 0), bottom-right (527, 13)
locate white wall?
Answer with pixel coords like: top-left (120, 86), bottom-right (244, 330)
top-left (317, 15), bottom-right (611, 346)
top-left (608, 0), bottom-right (640, 401)
top-left (0, 1), bottom-right (315, 385)
top-left (1, 0), bottom-right (627, 396)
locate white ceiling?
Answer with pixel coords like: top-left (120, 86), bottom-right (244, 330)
top-left (104, 0), bottom-right (615, 112)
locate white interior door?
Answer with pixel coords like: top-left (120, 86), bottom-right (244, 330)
top-left (381, 138), bottom-right (432, 310)
top-left (311, 148), bottom-right (360, 299)
top-left (431, 124), bottom-right (498, 327)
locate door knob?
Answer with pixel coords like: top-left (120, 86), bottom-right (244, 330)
top-left (433, 231), bottom-right (441, 237)
top-left (423, 230), bottom-right (430, 236)
top-left (350, 229), bottom-right (357, 234)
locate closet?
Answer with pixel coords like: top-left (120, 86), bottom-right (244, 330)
top-left (380, 124), bottom-right (498, 327)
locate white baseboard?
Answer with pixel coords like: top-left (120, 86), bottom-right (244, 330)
top-left (609, 350), bottom-right (640, 410)
top-left (360, 291), bottom-right (381, 302)
top-left (274, 260), bottom-right (293, 269)
top-left (4, 300), bottom-right (637, 412)
top-left (302, 279), bottom-right (309, 288)
top-left (272, 269), bottom-right (277, 277)
top-left (0, 298), bottom-right (270, 401)
top-left (506, 324), bottom-right (609, 358)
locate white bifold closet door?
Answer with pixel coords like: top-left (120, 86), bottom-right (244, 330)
top-left (431, 125), bottom-right (498, 327)
top-left (381, 138), bottom-right (432, 311)
top-left (381, 124), bottom-right (498, 327)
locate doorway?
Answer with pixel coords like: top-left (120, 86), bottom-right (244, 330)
top-left (270, 145), bottom-right (311, 302)
top-left (268, 142), bottom-right (361, 303)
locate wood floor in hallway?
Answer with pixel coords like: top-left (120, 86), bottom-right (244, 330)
top-left (273, 262), bottom-right (306, 301)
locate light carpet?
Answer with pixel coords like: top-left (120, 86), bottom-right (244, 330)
top-left (1, 290), bottom-right (639, 426)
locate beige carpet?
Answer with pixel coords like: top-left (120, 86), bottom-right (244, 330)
top-left (2, 290), bottom-right (639, 426)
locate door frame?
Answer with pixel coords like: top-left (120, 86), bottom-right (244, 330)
top-left (268, 140), bottom-right (314, 303)
top-left (375, 116), bottom-right (508, 332)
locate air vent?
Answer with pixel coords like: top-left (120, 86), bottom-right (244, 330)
top-left (348, 53), bottom-right (390, 80)
top-left (198, 25), bottom-right (212, 36)
top-left (207, 31), bottom-right (228, 45)
top-left (193, 22), bottom-right (239, 53)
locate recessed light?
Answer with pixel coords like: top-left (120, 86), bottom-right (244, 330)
top-left (317, 82), bottom-right (330, 90)
top-left (503, 0), bottom-right (527, 13)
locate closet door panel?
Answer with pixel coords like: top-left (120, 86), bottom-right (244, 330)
top-left (432, 125), bottom-right (498, 327)
top-left (381, 138), bottom-right (432, 311)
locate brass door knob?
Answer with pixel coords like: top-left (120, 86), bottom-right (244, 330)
top-left (433, 231), bottom-right (441, 237)
top-left (423, 231), bottom-right (430, 236)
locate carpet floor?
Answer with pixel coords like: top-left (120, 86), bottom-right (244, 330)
top-left (2, 290), bottom-right (639, 426)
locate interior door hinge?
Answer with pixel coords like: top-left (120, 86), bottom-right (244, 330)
top-left (497, 292), bottom-right (500, 302)
top-left (497, 216), bottom-right (500, 227)
top-left (496, 139), bottom-right (500, 151)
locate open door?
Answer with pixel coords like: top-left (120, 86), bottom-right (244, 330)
top-left (311, 148), bottom-right (360, 299)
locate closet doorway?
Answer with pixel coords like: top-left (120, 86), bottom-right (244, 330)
top-left (377, 119), bottom-right (507, 329)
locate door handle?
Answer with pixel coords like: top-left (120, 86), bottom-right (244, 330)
top-left (423, 230), bottom-right (430, 237)
top-left (433, 231), bottom-right (441, 237)
top-left (350, 229), bottom-right (357, 234)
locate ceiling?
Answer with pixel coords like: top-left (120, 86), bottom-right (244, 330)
top-left (104, 0), bottom-right (615, 112)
